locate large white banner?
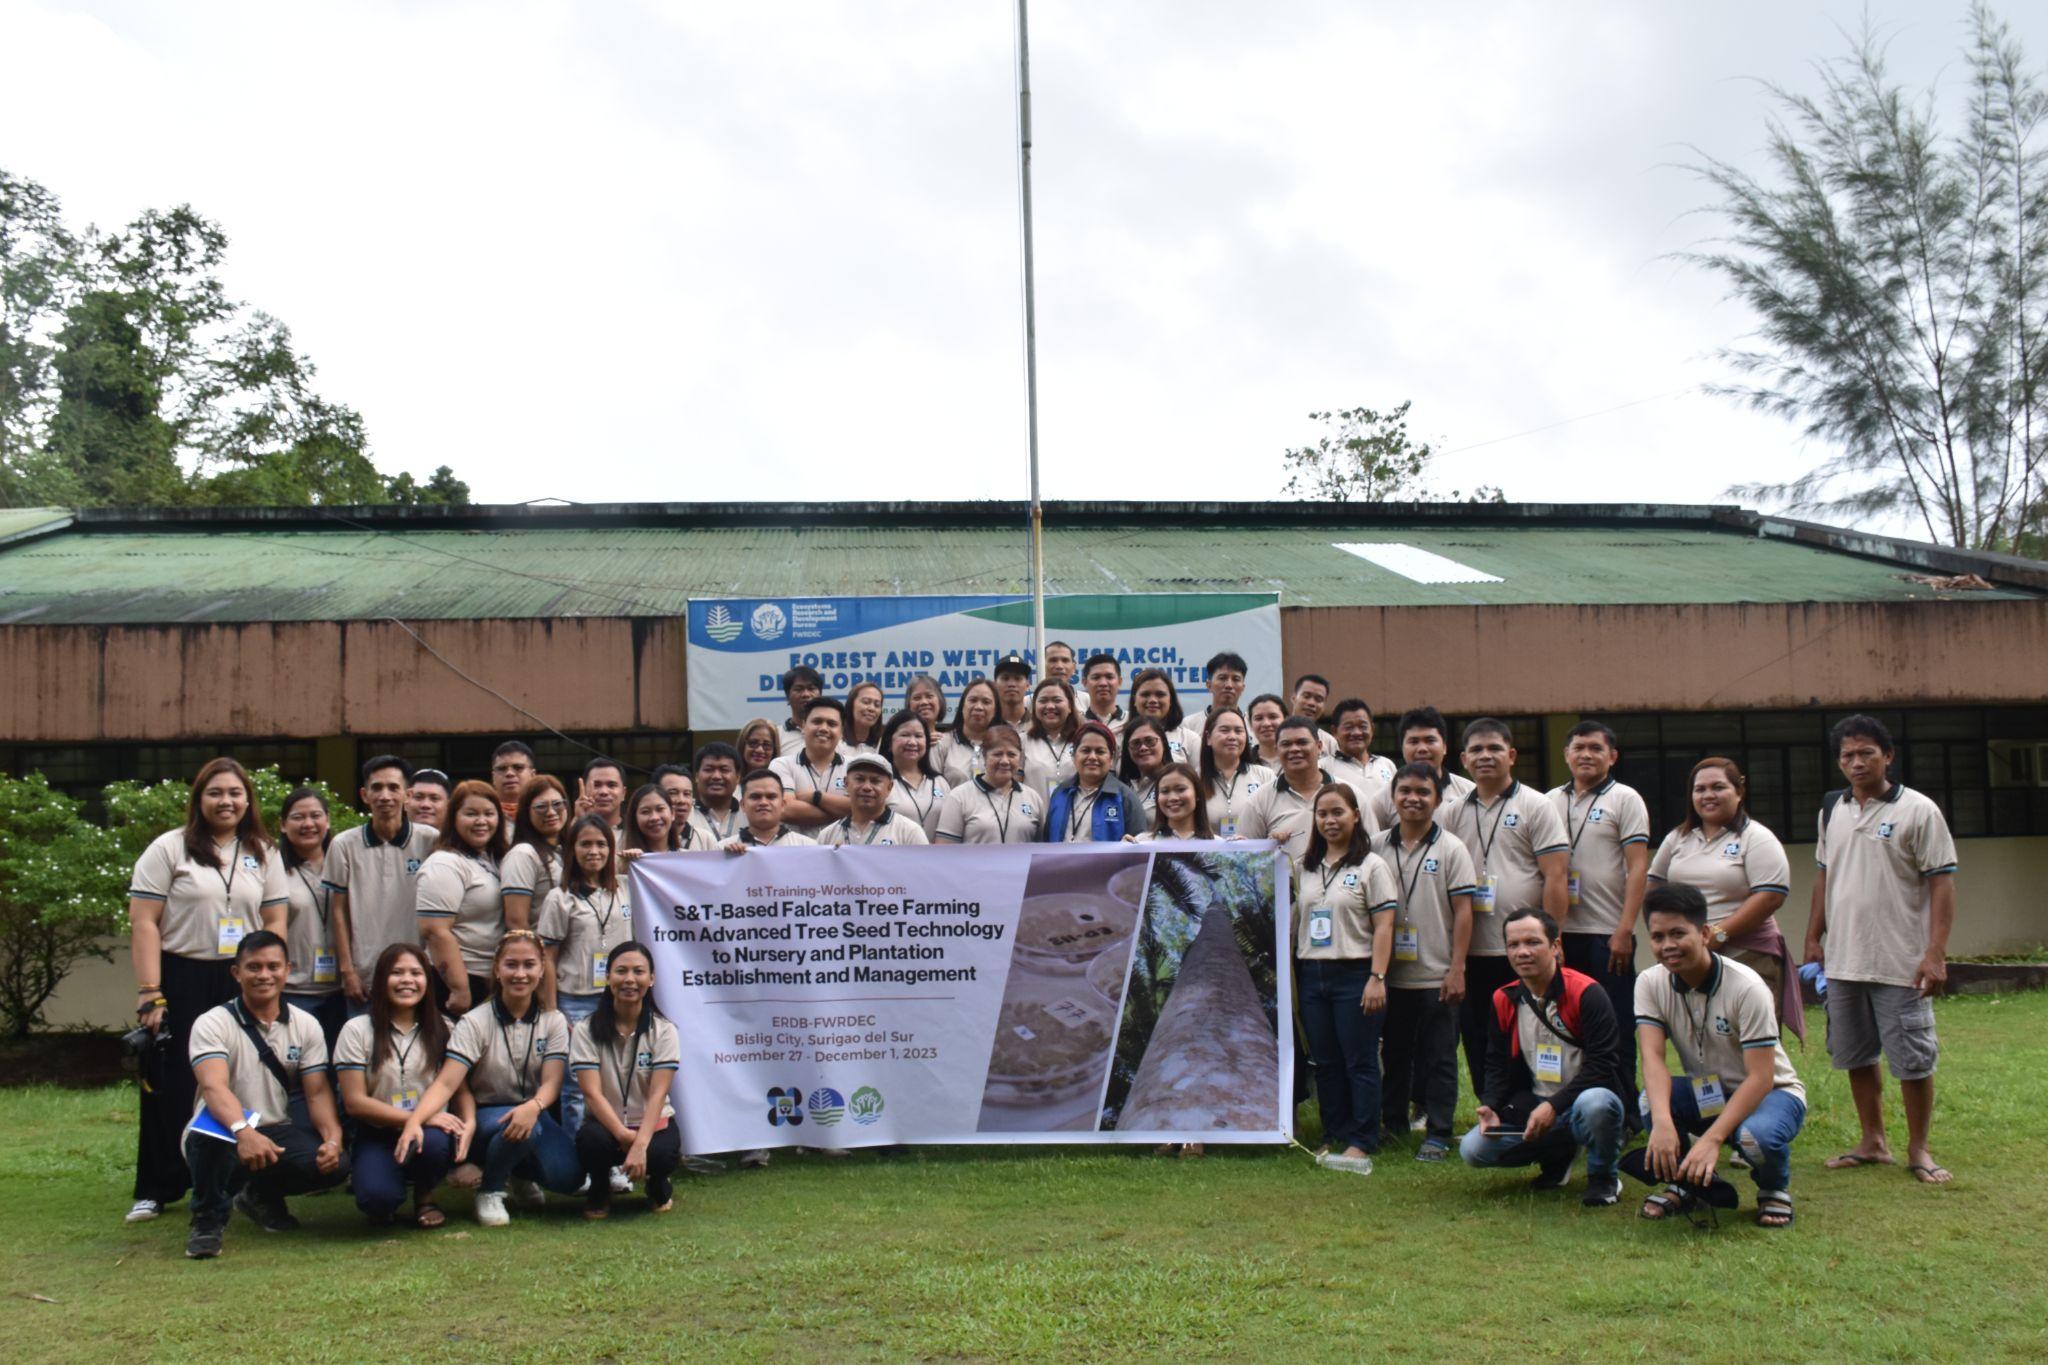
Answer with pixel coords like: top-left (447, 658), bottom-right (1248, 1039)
top-left (684, 592), bottom-right (1281, 731)
top-left (630, 843), bottom-right (1292, 1149)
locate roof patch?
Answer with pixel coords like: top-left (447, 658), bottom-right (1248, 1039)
top-left (1333, 542), bottom-right (1504, 584)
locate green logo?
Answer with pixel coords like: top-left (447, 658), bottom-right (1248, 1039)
top-left (849, 1086), bottom-right (885, 1126)
top-left (704, 605), bottom-right (743, 643)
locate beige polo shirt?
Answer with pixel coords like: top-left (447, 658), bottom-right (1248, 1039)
top-left (777, 719), bottom-right (807, 757)
top-left (1238, 771), bottom-right (1378, 864)
top-left (1648, 818), bottom-right (1792, 925)
top-left (1442, 781), bottom-right (1569, 957)
top-left (819, 811), bottom-right (930, 847)
top-left (883, 774), bottom-right (950, 841)
top-left (324, 820), bottom-right (438, 969)
top-left (333, 1014), bottom-right (440, 1114)
top-left (1326, 750), bottom-right (1398, 796)
top-left (569, 1014), bottom-right (681, 1127)
top-left (415, 849), bottom-right (505, 976)
top-left (1294, 851), bottom-right (1400, 959)
top-left (187, 998), bottom-right (329, 1121)
top-left (537, 885), bottom-right (634, 996)
top-left (689, 801), bottom-right (745, 845)
top-left (937, 733), bottom-right (989, 789)
top-left (1368, 771), bottom-right (1476, 831)
top-left (1548, 778), bottom-right (1652, 937)
top-left (500, 841), bottom-right (561, 911)
top-left (1817, 784), bottom-right (1959, 988)
top-left (445, 1000), bottom-right (569, 1106)
top-left (1023, 735), bottom-right (1076, 797)
top-left (1634, 955), bottom-right (1804, 1102)
top-left (769, 750), bottom-right (851, 811)
top-left (131, 829), bottom-right (290, 961)
top-left (738, 826), bottom-right (818, 848)
top-left (1381, 825), bottom-right (1479, 990)
top-left (1203, 763), bottom-right (1275, 839)
top-left (280, 854), bottom-right (339, 994)
top-left (936, 779), bottom-right (1045, 845)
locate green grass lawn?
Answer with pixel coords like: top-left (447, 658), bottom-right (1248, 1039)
top-left (4, 994), bottom-right (2046, 1362)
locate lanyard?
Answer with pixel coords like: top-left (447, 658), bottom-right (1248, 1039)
top-left (576, 890), bottom-right (617, 943)
top-left (391, 1023), bottom-right (419, 1082)
top-left (294, 866), bottom-right (330, 930)
top-left (601, 1018), bottom-right (651, 1116)
top-left (676, 822), bottom-right (697, 849)
top-left (1214, 765), bottom-right (1243, 806)
top-left (703, 804), bottom-right (739, 840)
top-left (1316, 859), bottom-right (1348, 899)
top-left (1679, 962), bottom-right (1722, 1059)
top-left (899, 775), bottom-right (940, 825)
top-left (1037, 737), bottom-right (1073, 772)
top-left (800, 754), bottom-right (842, 795)
top-left (982, 784), bottom-right (1018, 842)
top-left (1567, 782), bottom-right (1607, 854)
top-left (838, 816), bottom-right (887, 845)
top-left (1067, 787), bottom-right (1100, 841)
top-left (216, 838), bottom-right (242, 904)
top-left (496, 1008), bottom-right (540, 1096)
top-left (1389, 829), bottom-right (1432, 908)
top-left (1471, 791), bottom-right (1511, 867)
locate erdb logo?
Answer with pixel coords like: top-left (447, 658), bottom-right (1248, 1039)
top-left (766, 1086), bottom-right (805, 1126)
top-left (807, 1087), bottom-right (846, 1127)
top-left (751, 603), bottom-right (787, 641)
top-left (849, 1085), bottom-right (885, 1126)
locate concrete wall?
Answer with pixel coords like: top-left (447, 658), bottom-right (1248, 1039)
top-left (40, 835), bottom-right (2048, 1032)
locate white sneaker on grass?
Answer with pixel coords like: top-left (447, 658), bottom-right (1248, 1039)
top-left (508, 1177), bottom-right (546, 1208)
top-left (609, 1167), bottom-right (632, 1193)
top-left (125, 1199), bottom-right (162, 1223)
top-left (475, 1191), bottom-right (510, 1227)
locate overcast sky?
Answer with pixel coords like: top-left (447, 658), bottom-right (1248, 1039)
top-left (6, 1), bottom-right (2042, 522)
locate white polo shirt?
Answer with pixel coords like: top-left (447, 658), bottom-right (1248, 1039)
top-left (769, 750), bottom-right (850, 812)
top-left (1547, 777), bottom-right (1652, 937)
top-left (1381, 825), bottom-right (1480, 991)
top-left (1442, 781), bottom-right (1569, 957)
top-left (1816, 784), bottom-right (1959, 988)
top-left (819, 811), bottom-right (930, 846)
top-left (935, 779), bottom-right (1045, 845)
top-left (1648, 817), bottom-right (1791, 926)
top-left (130, 830), bottom-right (290, 961)
top-left (1634, 954), bottom-right (1804, 1102)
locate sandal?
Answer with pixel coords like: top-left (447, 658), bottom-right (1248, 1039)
top-left (1639, 1185), bottom-right (1695, 1221)
top-left (1756, 1190), bottom-right (1794, 1229)
top-left (1823, 1151), bottom-right (1893, 1169)
top-left (1908, 1162), bottom-right (1953, 1185)
top-left (413, 1202), bottom-right (447, 1230)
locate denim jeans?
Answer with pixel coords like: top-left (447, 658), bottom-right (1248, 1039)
top-left (1560, 932), bottom-right (1638, 1118)
top-left (1641, 1077), bottom-right (1807, 1191)
top-left (555, 993), bottom-right (601, 1137)
top-left (350, 1126), bottom-right (454, 1218)
top-left (1296, 958), bottom-right (1385, 1153)
top-left (472, 1104), bottom-right (583, 1195)
top-left (1459, 1086), bottom-right (1625, 1177)
top-left (182, 1097), bottom-right (349, 1229)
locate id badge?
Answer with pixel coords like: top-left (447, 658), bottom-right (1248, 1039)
top-left (1567, 872), bottom-right (1581, 909)
top-left (1692, 1073), bottom-right (1726, 1117)
top-left (1219, 819), bottom-right (1237, 839)
top-left (1472, 875), bottom-right (1497, 914)
top-left (393, 1086), bottom-right (421, 1113)
top-left (591, 952), bottom-right (609, 987)
top-left (216, 917), bottom-right (247, 956)
top-left (1533, 1042), bottom-right (1564, 1084)
top-left (312, 951), bottom-right (339, 984)
top-left (1308, 909), bottom-right (1333, 949)
top-left (1393, 925), bottom-right (1419, 962)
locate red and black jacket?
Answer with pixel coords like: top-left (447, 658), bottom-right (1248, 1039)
top-left (1481, 967), bottom-right (1623, 1116)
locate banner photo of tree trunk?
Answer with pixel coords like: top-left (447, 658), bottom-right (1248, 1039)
top-left (631, 841), bottom-right (1291, 1151)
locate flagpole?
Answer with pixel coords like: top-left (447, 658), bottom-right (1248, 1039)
top-left (1015, 0), bottom-right (1047, 666)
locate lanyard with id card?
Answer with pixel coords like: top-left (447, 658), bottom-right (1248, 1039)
top-left (1472, 873), bottom-right (1498, 914)
top-left (1393, 923), bottom-right (1419, 962)
top-left (1533, 1041), bottom-right (1565, 1084)
top-left (1692, 1073), bottom-right (1727, 1117)
top-left (216, 917), bottom-right (248, 956)
top-left (1567, 872), bottom-right (1581, 909)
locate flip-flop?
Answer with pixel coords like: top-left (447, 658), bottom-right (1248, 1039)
top-left (413, 1202), bottom-right (447, 1230)
top-left (1908, 1162), bottom-right (1954, 1185)
top-left (1824, 1152), bottom-right (1894, 1169)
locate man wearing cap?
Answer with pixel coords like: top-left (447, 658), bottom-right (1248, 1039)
top-left (993, 653), bottom-right (1033, 730)
top-left (819, 755), bottom-right (930, 846)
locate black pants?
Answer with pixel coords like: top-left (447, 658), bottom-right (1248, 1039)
top-left (183, 1099), bottom-right (350, 1230)
top-left (1562, 931), bottom-right (1640, 1119)
top-left (1458, 955), bottom-right (1517, 1099)
top-left (135, 953), bottom-right (238, 1205)
top-left (575, 1119), bottom-right (682, 1208)
top-left (429, 971), bottom-right (494, 1015)
top-left (1381, 986), bottom-right (1460, 1141)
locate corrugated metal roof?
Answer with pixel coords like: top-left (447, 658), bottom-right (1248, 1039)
top-left (0, 504), bottom-right (2036, 623)
top-left (0, 507), bottom-right (69, 547)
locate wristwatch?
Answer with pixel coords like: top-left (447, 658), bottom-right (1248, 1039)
top-left (1370, 972), bottom-right (1386, 981)
top-left (229, 1118), bottom-right (254, 1135)
top-left (1710, 926), bottom-right (1729, 947)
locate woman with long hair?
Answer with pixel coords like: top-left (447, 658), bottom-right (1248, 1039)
top-left (277, 787), bottom-right (346, 1051)
top-left (1118, 717), bottom-right (1175, 822)
top-left (539, 816), bottom-right (633, 1140)
top-left (1133, 763), bottom-right (1216, 841)
top-left (416, 779), bottom-right (510, 1015)
top-left (571, 941), bottom-right (683, 1218)
top-left (501, 775), bottom-right (569, 944)
top-left (124, 757), bottom-right (288, 1224)
top-left (621, 783), bottom-right (681, 861)
top-left (881, 708), bottom-right (950, 840)
top-left (905, 674), bottom-right (949, 741)
top-left (335, 944), bottom-right (468, 1228)
top-left (939, 678), bottom-right (1001, 787)
top-left (398, 930), bottom-right (579, 1226)
top-left (845, 681), bottom-right (888, 754)
top-left (1199, 708), bottom-right (1275, 839)
top-left (1023, 677), bottom-right (1080, 796)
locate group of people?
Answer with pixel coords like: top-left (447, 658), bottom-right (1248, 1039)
top-left (122, 643), bottom-right (1960, 1256)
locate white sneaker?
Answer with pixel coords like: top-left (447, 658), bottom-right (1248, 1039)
top-left (124, 1198), bottom-right (162, 1223)
top-left (508, 1177), bottom-right (546, 1208)
top-left (475, 1191), bottom-right (510, 1227)
top-left (609, 1167), bottom-right (632, 1193)
top-left (739, 1149), bottom-right (771, 1168)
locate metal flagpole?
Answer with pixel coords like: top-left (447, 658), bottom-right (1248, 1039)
top-left (1015, 0), bottom-right (1047, 666)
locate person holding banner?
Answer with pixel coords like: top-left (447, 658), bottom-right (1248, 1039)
top-left (738, 719), bottom-right (781, 778)
top-left (881, 710), bottom-right (950, 840)
top-left (1024, 678), bottom-right (1080, 795)
top-left (820, 755), bottom-right (930, 845)
top-left (689, 744), bottom-right (745, 845)
top-left (905, 674), bottom-right (949, 739)
top-left (771, 697), bottom-right (852, 829)
top-left (1198, 708), bottom-right (1273, 840)
top-left (1045, 721), bottom-right (1140, 843)
top-left (622, 784), bottom-right (683, 859)
top-left (777, 665), bottom-right (825, 756)
top-left (335, 944), bottom-right (467, 1229)
top-left (939, 678), bottom-right (1001, 788)
top-left (1296, 784), bottom-right (1400, 1160)
top-left (1128, 669), bottom-right (1189, 762)
top-left (399, 931), bottom-right (579, 1227)
top-left (845, 681), bottom-right (888, 754)
top-left (1177, 651), bottom-right (1249, 759)
top-left (725, 770), bottom-right (819, 849)
top-left (501, 776), bottom-right (568, 947)
top-left (571, 942), bottom-right (682, 1219)
top-left (1119, 718), bottom-right (1175, 821)
top-left (936, 725), bottom-right (1044, 844)
top-left (1131, 764), bottom-right (1215, 841)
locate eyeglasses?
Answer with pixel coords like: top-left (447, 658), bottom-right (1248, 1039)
top-left (530, 800), bottom-right (568, 815)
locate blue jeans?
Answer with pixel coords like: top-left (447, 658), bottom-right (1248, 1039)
top-left (1641, 1078), bottom-right (1807, 1192)
top-left (472, 1105), bottom-right (582, 1196)
top-left (1296, 958), bottom-right (1384, 1153)
top-left (556, 993), bottom-right (601, 1137)
top-left (1460, 1087), bottom-right (1625, 1177)
top-left (350, 1127), bottom-right (454, 1218)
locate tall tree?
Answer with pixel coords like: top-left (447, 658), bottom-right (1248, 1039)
top-left (1695, 4), bottom-right (2048, 551)
top-left (1280, 400), bottom-right (1502, 503)
top-left (0, 171), bottom-right (77, 501)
